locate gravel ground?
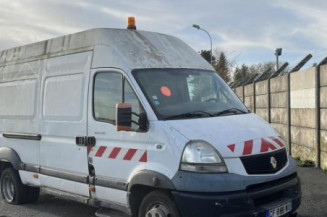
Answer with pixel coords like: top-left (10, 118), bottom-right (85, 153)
top-left (0, 167), bottom-right (326, 217)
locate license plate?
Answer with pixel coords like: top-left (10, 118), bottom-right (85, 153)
top-left (266, 202), bottom-right (292, 217)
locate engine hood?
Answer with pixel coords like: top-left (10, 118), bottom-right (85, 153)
top-left (165, 113), bottom-right (286, 158)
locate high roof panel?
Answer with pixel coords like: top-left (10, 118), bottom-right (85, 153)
top-left (0, 28), bottom-right (212, 70)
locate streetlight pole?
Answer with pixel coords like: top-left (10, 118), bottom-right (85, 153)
top-left (193, 24), bottom-right (213, 65)
top-left (276, 55), bottom-right (279, 70)
top-left (275, 48), bottom-right (282, 70)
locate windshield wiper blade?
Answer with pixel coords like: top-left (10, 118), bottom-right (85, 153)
top-left (213, 108), bottom-right (248, 117)
top-left (164, 111), bottom-right (213, 120)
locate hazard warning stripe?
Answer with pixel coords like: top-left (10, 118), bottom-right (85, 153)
top-left (227, 136), bottom-right (285, 156)
top-left (270, 136), bottom-right (284, 147)
top-left (88, 146), bottom-right (147, 162)
top-left (87, 146), bottom-right (93, 154)
top-left (261, 138), bottom-right (277, 152)
top-left (242, 140), bottom-right (253, 155)
top-left (139, 152), bottom-right (147, 162)
top-left (95, 146), bottom-right (107, 157)
top-left (123, 149), bottom-right (137, 160)
top-left (109, 147), bottom-right (121, 159)
top-left (227, 144), bottom-right (235, 152)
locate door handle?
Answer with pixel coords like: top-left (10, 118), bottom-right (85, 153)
top-left (87, 137), bottom-right (96, 147)
top-left (76, 136), bottom-right (96, 147)
top-left (76, 136), bottom-right (86, 146)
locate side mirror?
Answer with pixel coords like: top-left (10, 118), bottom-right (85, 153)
top-left (116, 102), bottom-right (132, 131)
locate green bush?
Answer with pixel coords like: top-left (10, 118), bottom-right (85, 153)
top-left (295, 157), bottom-right (315, 167)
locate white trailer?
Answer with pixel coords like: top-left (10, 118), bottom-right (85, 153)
top-left (0, 21), bottom-right (300, 217)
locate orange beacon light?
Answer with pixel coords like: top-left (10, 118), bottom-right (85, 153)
top-left (127, 17), bottom-right (136, 30)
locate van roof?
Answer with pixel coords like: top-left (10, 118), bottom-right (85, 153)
top-left (0, 28), bottom-right (212, 70)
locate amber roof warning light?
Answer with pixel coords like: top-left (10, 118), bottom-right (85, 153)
top-left (127, 17), bottom-right (136, 30)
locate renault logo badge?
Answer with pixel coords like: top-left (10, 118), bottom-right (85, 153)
top-left (270, 156), bottom-right (277, 169)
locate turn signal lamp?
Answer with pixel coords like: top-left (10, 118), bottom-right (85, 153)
top-left (127, 16), bottom-right (136, 30)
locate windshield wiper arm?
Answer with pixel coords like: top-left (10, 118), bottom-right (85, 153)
top-left (213, 108), bottom-right (248, 117)
top-left (164, 111), bottom-right (213, 120)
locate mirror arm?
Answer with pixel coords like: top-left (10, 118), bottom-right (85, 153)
top-left (132, 112), bottom-right (140, 117)
top-left (132, 120), bottom-right (139, 125)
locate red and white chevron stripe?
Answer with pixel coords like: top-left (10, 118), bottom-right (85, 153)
top-left (88, 146), bottom-right (147, 162)
top-left (227, 136), bottom-right (285, 156)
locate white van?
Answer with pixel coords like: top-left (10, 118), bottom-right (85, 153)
top-left (0, 21), bottom-right (300, 217)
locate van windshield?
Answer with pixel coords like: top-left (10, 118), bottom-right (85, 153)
top-left (133, 69), bottom-right (248, 120)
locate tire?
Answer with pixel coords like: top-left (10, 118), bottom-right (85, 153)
top-left (0, 167), bottom-right (27, 204)
top-left (138, 191), bottom-right (180, 217)
top-left (26, 186), bottom-right (40, 203)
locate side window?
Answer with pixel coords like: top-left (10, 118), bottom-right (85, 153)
top-left (93, 72), bottom-right (144, 131)
top-left (124, 79), bottom-right (143, 130)
top-left (94, 72), bottom-right (122, 124)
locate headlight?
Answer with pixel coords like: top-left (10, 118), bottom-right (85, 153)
top-left (180, 141), bottom-right (228, 173)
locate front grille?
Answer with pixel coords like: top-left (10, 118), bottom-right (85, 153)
top-left (241, 149), bottom-right (288, 174)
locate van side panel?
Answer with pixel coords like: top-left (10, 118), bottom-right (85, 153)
top-left (0, 60), bottom-right (42, 167)
top-left (39, 52), bottom-right (92, 196)
top-left (0, 79), bottom-right (37, 118)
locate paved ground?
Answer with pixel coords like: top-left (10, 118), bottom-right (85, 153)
top-left (0, 167), bottom-right (326, 217)
top-left (296, 167), bottom-right (327, 217)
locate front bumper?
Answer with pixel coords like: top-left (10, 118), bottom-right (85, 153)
top-left (172, 173), bottom-right (301, 217)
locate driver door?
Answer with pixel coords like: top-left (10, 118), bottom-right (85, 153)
top-left (87, 69), bottom-right (148, 205)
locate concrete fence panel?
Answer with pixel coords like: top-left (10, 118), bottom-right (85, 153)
top-left (271, 92), bottom-right (287, 108)
top-left (270, 75), bottom-right (289, 145)
top-left (255, 80), bottom-right (269, 121)
top-left (290, 67), bottom-right (316, 163)
top-left (271, 108), bottom-right (288, 124)
top-left (255, 95), bottom-right (268, 108)
top-left (320, 65), bottom-right (327, 169)
top-left (270, 75), bottom-right (288, 93)
top-left (255, 80), bottom-right (268, 95)
top-left (235, 86), bottom-right (243, 100)
top-left (244, 83), bottom-right (254, 110)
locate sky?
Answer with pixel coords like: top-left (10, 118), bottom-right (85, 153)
top-left (1, 0), bottom-right (327, 68)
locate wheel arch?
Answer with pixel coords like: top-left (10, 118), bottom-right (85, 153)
top-left (128, 170), bottom-right (175, 192)
top-left (128, 170), bottom-right (175, 216)
top-left (0, 147), bottom-right (22, 171)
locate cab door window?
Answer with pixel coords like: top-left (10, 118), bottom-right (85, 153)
top-left (94, 72), bottom-right (122, 124)
top-left (93, 72), bottom-right (143, 130)
top-left (124, 79), bottom-right (143, 130)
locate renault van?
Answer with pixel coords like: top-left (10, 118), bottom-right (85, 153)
top-left (0, 19), bottom-right (301, 217)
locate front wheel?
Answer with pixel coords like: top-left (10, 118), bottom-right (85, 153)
top-left (0, 168), bottom-right (27, 204)
top-left (138, 191), bottom-right (180, 217)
